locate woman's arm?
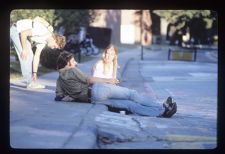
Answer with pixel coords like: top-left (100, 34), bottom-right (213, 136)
top-left (88, 76), bottom-right (119, 85)
top-left (32, 45), bottom-right (45, 81)
top-left (20, 29), bottom-right (32, 59)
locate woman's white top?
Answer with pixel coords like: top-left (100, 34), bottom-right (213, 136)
top-left (16, 19), bottom-right (51, 50)
top-left (93, 61), bottom-right (114, 79)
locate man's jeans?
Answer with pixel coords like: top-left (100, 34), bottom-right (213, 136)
top-left (91, 83), bottom-right (163, 117)
top-left (10, 25), bottom-right (33, 84)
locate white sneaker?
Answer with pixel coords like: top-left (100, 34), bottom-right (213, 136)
top-left (26, 82), bottom-right (45, 89)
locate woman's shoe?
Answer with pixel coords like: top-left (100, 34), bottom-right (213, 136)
top-left (26, 81), bottom-right (45, 89)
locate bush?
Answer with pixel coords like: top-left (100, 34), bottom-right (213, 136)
top-left (40, 48), bottom-right (63, 70)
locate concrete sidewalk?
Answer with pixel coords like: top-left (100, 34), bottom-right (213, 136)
top-left (10, 46), bottom-right (217, 149)
top-left (10, 47), bottom-right (140, 149)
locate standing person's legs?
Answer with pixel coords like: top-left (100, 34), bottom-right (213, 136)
top-left (10, 26), bottom-right (33, 85)
top-left (91, 83), bottom-right (160, 108)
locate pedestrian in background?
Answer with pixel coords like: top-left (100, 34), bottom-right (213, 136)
top-left (10, 16), bottom-right (66, 89)
top-left (55, 51), bottom-right (177, 118)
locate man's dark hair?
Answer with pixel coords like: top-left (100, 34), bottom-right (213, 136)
top-left (57, 51), bottom-right (74, 70)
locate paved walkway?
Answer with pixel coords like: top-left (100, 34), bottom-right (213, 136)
top-left (9, 46), bottom-right (218, 149)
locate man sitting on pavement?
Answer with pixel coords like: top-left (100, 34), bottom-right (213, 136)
top-left (55, 51), bottom-right (177, 118)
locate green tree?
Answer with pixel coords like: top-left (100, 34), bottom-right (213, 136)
top-left (152, 10), bottom-right (217, 45)
top-left (10, 9), bottom-right (97, 34)
top-left (54, 9), bottom-right (96, 35)
top-left (10, 9), bottom-right (97, 69)
top-left (152, 10), bottom-right (213, 27)
top-left (10, 9), bottom-right (55, 25)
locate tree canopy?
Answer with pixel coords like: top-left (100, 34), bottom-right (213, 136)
top-left (153, 10), bottom-right (217, 29)
top-left (10, 9), bottom-right (97, 35)
top-left (10, 9), bottom-right (55, 25)
top-left (152, 10), bottom-right (218, 45)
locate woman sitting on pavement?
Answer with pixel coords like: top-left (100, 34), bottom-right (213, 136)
top-left (92, 44), bottom-right (118, 79)
top-left (54, 51), bottom-right (177, 118)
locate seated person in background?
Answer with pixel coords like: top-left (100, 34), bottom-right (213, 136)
top-left (92, 44), bottom-right (118, 79)
top-left (55, 51), bottom-right (177, 118)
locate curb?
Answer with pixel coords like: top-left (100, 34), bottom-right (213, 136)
top-left (63, 104), bottom-right (107, 149)
top-left (33, 49), bottom-right (136, 149)
top-left (119, 57), bottom-right (134, 81)
top-left (63, 126), bottom-right (98, 149)
top-left (61, 55), bottom-right (134, 149)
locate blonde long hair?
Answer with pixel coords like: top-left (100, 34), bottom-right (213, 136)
top-left (102, 44), bottom-right (118, 78)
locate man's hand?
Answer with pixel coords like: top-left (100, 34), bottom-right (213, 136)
top-left (109, 78), bottom-right (120, 85)
top-left (62, 95), bottom-right (74, 102)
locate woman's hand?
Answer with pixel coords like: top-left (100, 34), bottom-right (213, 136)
top-left (20, 49), bottom-right (29, 60)
top-left (32, 72), bottom-right (37, 81)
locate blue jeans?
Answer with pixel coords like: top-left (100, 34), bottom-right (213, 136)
top-left (91, 83), bottom-right (163, 116)
top-left (10, 25), bottom-right (33, 84)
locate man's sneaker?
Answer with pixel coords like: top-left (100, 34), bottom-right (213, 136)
top-left (163, 96), bottom-right (173, 108)
top-left (157, 97), bottom-right (177, 118)
top-left (26, 82), bottom-right (45, 89)
top-left (165, 102), bottom-right (177, 118)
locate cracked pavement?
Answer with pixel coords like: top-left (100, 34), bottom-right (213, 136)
top-left (9, 45), bottom-right (218, 149)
